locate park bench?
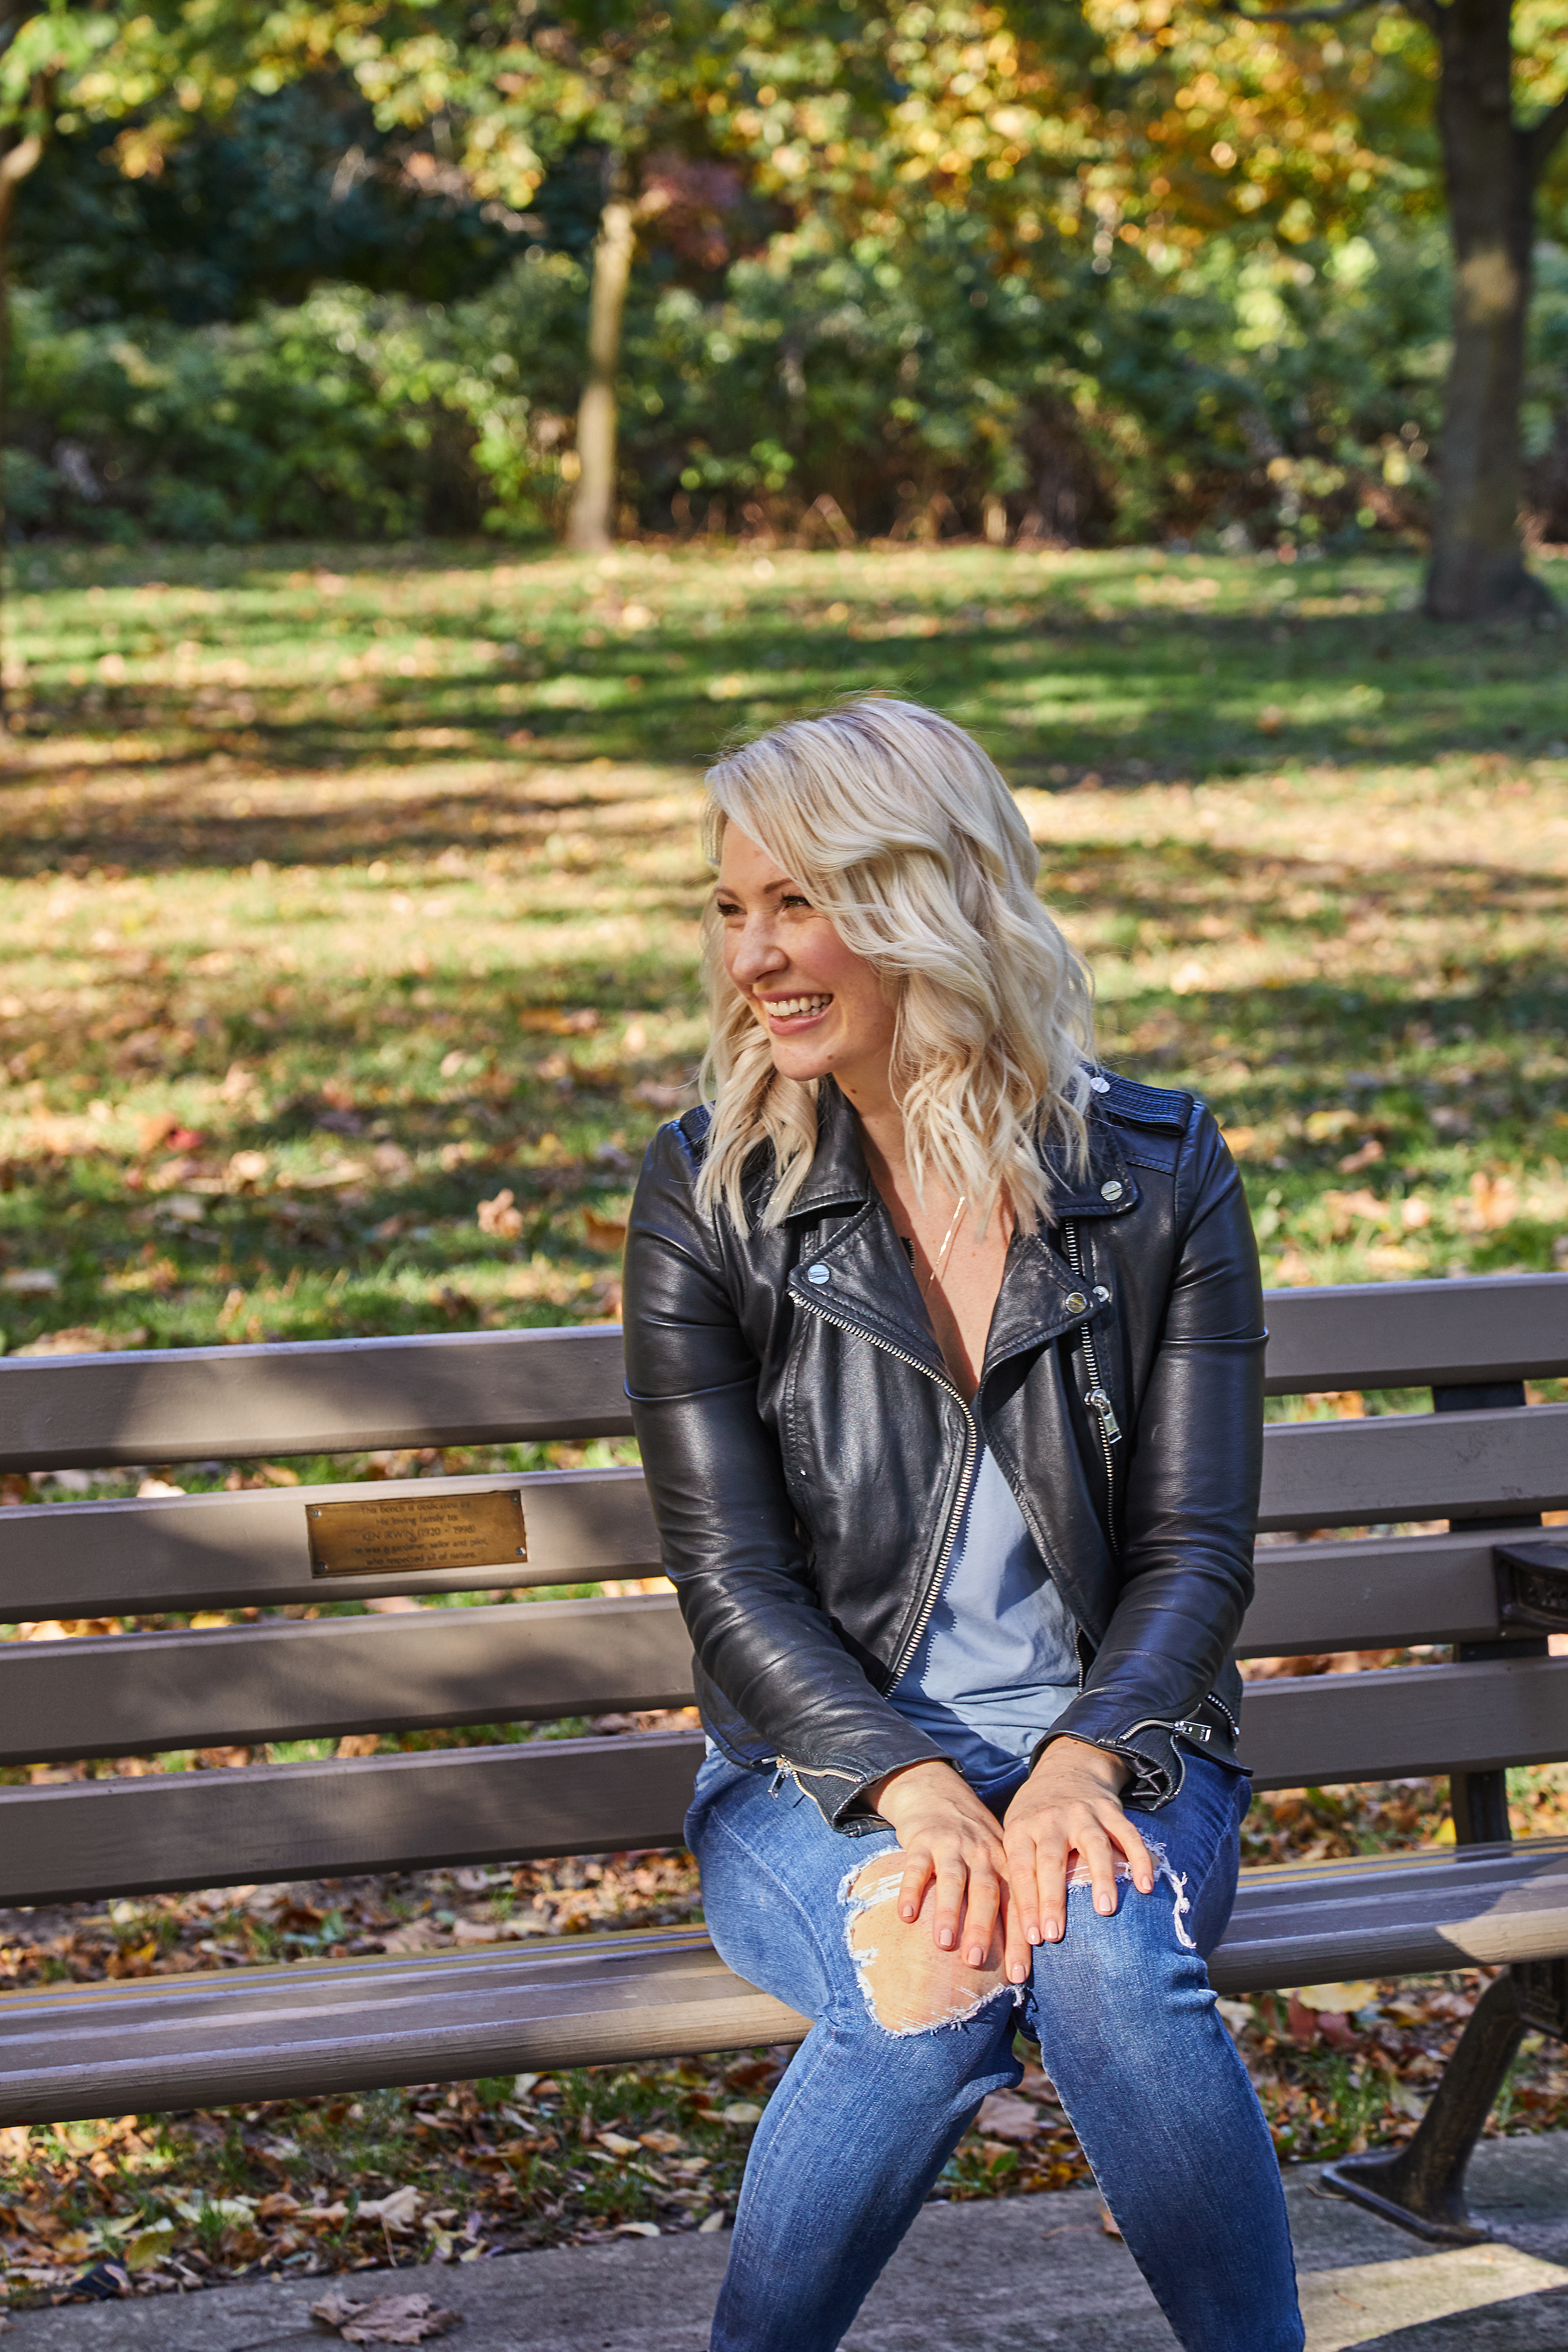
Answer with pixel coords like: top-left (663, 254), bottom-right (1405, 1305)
top-left (0, 1269), bottom-right (1565, 2249)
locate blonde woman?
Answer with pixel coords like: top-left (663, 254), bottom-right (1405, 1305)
top-left (624, 699), bottom-right (1301, 2352)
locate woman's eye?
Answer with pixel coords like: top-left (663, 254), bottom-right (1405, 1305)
top-left (715, 900), bottom-right (741, 919)
top-left (780, 894), bottom-right (811, 910)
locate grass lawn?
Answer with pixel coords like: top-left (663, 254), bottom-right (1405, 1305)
top-left (0, 538), bottom-right (1566, 2298)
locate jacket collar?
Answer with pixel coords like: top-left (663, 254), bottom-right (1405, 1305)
top-left (784, 1077), bottom-right (1140, 1225)
top-left (781, 1081), bottom-right (1135, 1385)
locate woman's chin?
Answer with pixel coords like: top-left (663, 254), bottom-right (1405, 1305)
top-left (767, 1037), bottom-right (837, 1084)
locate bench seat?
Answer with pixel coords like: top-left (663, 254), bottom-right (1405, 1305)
top-left (5, 1837), bottom-right (1566, 2127)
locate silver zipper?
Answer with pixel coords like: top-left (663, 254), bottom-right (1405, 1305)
top-left (1063, 1222), bottom-right (1121, 1529)
top-left (769, 1754), bottom-right (864, 1798)
top-left (1205, 1689), bottom-right (1240, 1740)
top-left (793, 1289), bottom-right (977, 1687)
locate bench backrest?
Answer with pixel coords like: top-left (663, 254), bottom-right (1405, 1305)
top-left (0, 1272), bottom-right (1564, 1909)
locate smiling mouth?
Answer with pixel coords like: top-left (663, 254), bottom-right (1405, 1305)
top-left (759, 993), bottom-right (833, 1024)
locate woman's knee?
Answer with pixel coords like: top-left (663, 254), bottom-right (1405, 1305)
top-left (1030, 1870), bottom-right (1211, 2024)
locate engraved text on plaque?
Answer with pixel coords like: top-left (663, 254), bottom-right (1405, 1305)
top-left (307, 1489), bottom-right (527, 1579)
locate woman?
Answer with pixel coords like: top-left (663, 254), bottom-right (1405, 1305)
top-left (623, 698), bottom-right (1301, 2352)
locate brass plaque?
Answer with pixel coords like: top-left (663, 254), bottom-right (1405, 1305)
top-left (307, 1489), bottom-right (527, 1580)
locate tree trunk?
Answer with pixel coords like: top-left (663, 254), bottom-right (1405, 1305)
top-left (565, 160), bottom-right (636, 557)
top-left (1424, 0), bottom-right (1551, 620)
top-left (0, 125), bottom-right (44, 724)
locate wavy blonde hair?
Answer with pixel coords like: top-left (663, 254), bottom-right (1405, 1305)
top-left (695, 697), bottom-right (1096, 1234)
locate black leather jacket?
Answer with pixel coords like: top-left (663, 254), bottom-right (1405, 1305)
top-left (624, 1072), bottom-right (1264, 1831)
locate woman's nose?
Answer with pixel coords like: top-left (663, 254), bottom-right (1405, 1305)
top-left (730, 918), bottom-right (787, 986)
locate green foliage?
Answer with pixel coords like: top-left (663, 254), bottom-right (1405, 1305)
top-left (15, 193), bottom-right (1567, 546)
top-left (13, 81), bottom-right (539, 327)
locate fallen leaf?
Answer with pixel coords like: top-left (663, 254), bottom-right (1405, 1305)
top-left (358, 2185), bottom-right (421, 2231)
top-left (14, 1326), bottom-right (147, 1357)
top-left (720, 2102), bottom-right (763, 2125)
top-left (1335, 1137), bottom-right (1385, 1174)
top-left (476, 1190), bottom-right (524, 1239)
top-left (310, 2290), bottom-right (462, 2342)
top-left (1294, 1981), bottom-right (1376, 2013)
top-left (974, 2091), bottom-right (1040, 2143)
top-left (122, 2218), bottom-right (177, 2270)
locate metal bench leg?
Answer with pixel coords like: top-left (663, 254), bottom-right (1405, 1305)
top-left (1319, 1974), bottom-right (1525, 2243)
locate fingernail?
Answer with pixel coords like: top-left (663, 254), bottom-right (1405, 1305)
top-left (1026, 1928), bottom-right (1040, 1945)
top-left (1138, 1877), bottom-right (1153, 1894)
top-left (938, 1928), bottom-right (955, 1949)
top-left (1045, 1922), bottom-right (1062, 1941)
top-left (1097, 1895), bottom-right (1113, 1914)
top-left (1009, 1962), bottom-right (1028, 1984)
top-left (900, 1905), bottom-right (915, 1920)
top-left (966, 1946), bottom-right (983, 1967)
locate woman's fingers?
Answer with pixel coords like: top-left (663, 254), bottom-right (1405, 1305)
top-left (1108, 1810), bottom-right (1156, 1894)
top-left (1076, 1820), bottom-right (1122, 1916)
top-left (931, 1842), bottom-right (974, 1953)
top-left (896, 1845), bottom-right (934, 1925)
top-left (960, 1859), bottom-right (1003, 1970)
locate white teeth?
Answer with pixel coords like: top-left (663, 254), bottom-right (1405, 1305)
top-left (765, 996), bottom-right (831, 1018)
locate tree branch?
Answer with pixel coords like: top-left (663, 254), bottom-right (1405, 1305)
top-left (1528, 89), bottom-right (1568, 175)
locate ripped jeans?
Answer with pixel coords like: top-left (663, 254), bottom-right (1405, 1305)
top-left (686, 1744), bottom-right (1302, 2352)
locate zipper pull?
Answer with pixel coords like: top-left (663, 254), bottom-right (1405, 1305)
top-left (1084, 1387), bottom-right (1123, 1444)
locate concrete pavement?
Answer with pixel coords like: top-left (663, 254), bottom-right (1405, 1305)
top-left (6, 2133), bottom-right (1568, 2348)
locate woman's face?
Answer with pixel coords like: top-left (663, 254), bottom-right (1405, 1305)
top-left (715, 826), bottom-right (898, 1105)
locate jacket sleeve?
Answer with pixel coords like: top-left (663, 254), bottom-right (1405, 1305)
top-left (1036, 1104), bottom-right (1265, 1806)
top-left (622, 1121), bottom-right (945, 1826)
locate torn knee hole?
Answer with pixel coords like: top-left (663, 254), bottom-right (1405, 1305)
top-left (842, 1852), bottom-right (1015, 2037)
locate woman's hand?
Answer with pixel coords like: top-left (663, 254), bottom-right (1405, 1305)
top-left (866, 1759), bottom-right (1026, 1978)
top-left (1001, 1738), bottom-right (1154, 1949)
top-left (868, 1740), bottom-right (1156, 1986)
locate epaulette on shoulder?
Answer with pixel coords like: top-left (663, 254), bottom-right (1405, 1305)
top-left (1095, 1071), bottom-right (1194, 1131)
top-left (677, 1103), bottom-right (713, 1156)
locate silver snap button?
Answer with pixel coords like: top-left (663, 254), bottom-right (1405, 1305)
top-left (806, 1264), bottom-right (830, 1285)
top-left (1093, 1285), bottom-right (1111, 1304)
top-left (1089, 1074), bottom-right (1110, 1094)
top-left (1100, 1179), bottom-right (1124, 1202)
top-left (1066, 1291), bottom-right (1087, 1314)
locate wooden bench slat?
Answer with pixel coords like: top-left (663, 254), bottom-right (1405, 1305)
top-left (3, 1652), bottom-right (1564, 1907)
top-left (0, 1934), bottom-right (808, 2125)
top-left (2, 1839), bottom-right (1565, 2124)
top-left (1, 1271), bottom-right (1561, 1476)
top-left (1240, 1654), bottom-right (1568, 1788)
top-left (1239, 1528), bottom-right (1512, 1655)
top-left (0, 1468), bottom-right (658, 1622)
top-left (0, 1327), bottom-right (633, 1473)
top-left (1256, 1402), bottom-right (1568, 1531)
top-left (1260, 1272), bottom-right (1568, 1396)
top-left (0, 1732), bottom-right (707, 1908)
top-left (3, 1406), bottom-right (1562, 1622)
top-left (0, 1534), bottom-right (1541, 1764)
top-left (1209, 1836), bottom-right (1568, 1993)
top-left (0, 1598), bottom-right (695, 1766)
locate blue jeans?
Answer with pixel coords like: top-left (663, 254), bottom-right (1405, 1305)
top-left (686, 1745), bottom-right (1302, 2352)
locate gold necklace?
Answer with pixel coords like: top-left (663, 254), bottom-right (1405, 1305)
top-left (923, 1195), bottom-right (968, 1297)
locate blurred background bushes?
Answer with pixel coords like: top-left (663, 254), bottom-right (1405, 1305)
top-left (8, 84), bottom-right (1568, 551)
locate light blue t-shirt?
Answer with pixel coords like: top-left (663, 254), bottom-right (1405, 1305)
top-left (888, 1441), bottom-right (1080, 1783)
